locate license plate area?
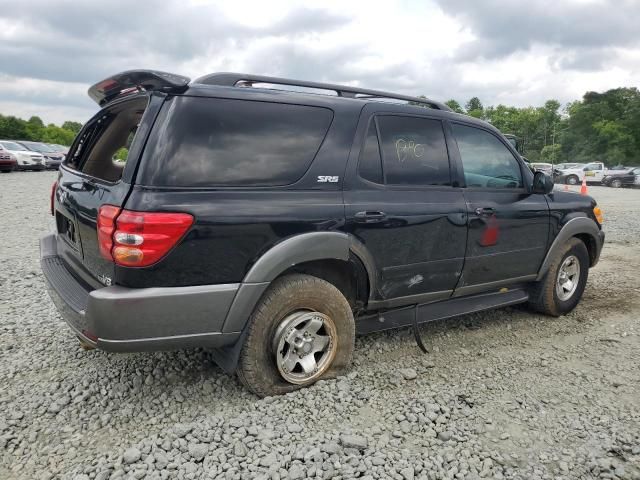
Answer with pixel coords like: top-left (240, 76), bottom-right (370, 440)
top-left (56, 212), bottom-right (80, 251)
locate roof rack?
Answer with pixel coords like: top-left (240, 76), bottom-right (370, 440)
top-left (194, 72), bottom-right (452, 111)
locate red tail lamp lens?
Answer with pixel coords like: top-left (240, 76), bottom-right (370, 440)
top-left (97, 205), bottom-right (121, 260)
top-left (97, 207), bottom-right (193, 267)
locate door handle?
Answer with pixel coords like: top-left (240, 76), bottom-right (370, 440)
top-left (355, 211), bottom-right (387, 223)
top-left (474, 207), bottom-right (495, 216)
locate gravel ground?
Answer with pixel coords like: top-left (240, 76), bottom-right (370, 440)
top-left (1, 171), bottom-right (639, 480)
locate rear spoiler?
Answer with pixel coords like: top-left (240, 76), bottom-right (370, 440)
top-left (88, 70), bottom-right (190, 106)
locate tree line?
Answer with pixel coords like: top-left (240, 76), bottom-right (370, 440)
top-left (2, 86), bottom-right (639, 166)
top-left (443, 87), bottom-right (640, 167)
top-left (0, 114), bottom-right (81, 146)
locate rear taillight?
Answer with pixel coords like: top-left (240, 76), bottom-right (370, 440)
top-left (97, 205), bottom-right (121, 259)
top-left (97, 205), bottom-right (193, 267)
top-left (50, 181), bottom-right (57, 216)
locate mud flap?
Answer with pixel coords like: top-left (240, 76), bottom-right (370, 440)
top-left (412, 304), bottom-right (429, 354)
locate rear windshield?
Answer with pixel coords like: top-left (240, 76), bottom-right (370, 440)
top-left (66, 96), bottom-right (148, 182)
top-left (139, 96), bottom-right (333, 187)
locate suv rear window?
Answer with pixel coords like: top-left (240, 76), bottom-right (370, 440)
top-left (140, 97), bottom-right (333, 187)
top-left (66, 96), bottom-right (148, 182)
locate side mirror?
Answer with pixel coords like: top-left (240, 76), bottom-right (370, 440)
top-left (532, 171), bottom-right (554, 194)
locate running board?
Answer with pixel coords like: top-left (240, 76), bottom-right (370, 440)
top-left (356, 288), bottom-right (529, 335)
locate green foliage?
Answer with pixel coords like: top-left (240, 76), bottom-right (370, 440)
top-left (439, 90), bottom-right (639, 166)
top-left (0, 113), bottom-right (80, 146)
top-left (445, 99), bottom-right (464, 114)
top-left (0, 115), bottom-right (30, 140)
top-left (114, 147), bottom-right (129, 162)
top-left (540, 144), bottom-right (562, 162)
top-left (465, 97), bottom-right (484, 118)
top-left (41, 124), bottom-right (76, 145)
top-left (62, 121), bottom-right (82, 134)
top-left (560, 88), bottom-right (640, 165)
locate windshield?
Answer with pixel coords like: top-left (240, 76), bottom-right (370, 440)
top-left (0, 141), bottom-right (27, 151)
top-left (20, 141), bottom-right (56, 153)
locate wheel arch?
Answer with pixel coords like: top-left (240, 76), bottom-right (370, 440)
top-left (222, 232), bottom-right (377, 334)
top-left (214, 231), bottom-right (375, 375)
top-left (536, 217), bottom-right (602, 281)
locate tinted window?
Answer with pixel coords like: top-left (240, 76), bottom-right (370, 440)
top-left (452, 124), bottom-right (523, 189)
top-left (358, 121), bottom-right (383, 184)
top-left (142, 97), bottom-right (333, 187)
top-left (377, 116), bottom-right (450, 186)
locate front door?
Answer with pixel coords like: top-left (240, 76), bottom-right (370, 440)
top-left (449, 122), bottom-right (549, 294)
top-left (343, 112), bottom-right (467, 306)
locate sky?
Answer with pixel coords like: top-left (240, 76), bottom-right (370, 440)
top-left (1, 0), bottom-right (639, 125)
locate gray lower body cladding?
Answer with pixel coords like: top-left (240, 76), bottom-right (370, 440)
top-left (40, 234), bottom-right (253, 352)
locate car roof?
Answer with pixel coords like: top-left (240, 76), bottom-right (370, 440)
top-left (90, 69), bottom-right (503, 137)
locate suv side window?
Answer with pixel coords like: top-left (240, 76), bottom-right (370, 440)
top-left (376, 116), bottom-right (450, 186)
top-left (141, 97), bottom-right (333, 187)
top-left (452, 123), bottom-right (523, 189)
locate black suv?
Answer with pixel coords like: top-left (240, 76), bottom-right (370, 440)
top-left (41, 70), bottom-right (604, 396)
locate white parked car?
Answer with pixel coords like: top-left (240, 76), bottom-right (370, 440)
top-left (0, 140), bottom-right (45, 170)
top-left (554, 162), bottom-right (613, 185)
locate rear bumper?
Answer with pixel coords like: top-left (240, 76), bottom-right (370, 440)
top-left (40, 234), bottom-right (243, 352)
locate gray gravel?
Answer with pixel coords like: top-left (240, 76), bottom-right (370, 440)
top-left (1, 172), bottom-right (639, 480)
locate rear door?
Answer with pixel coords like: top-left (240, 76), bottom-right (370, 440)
top-left (54, 94), bottom-right (161, 288)
top-left (343, 108), bottom-right (467, 305)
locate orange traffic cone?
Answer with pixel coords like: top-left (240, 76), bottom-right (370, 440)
top-left (580, 175), bottom-right (588, 195)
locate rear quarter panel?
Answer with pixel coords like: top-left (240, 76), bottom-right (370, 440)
top-left (116, 91), bottom-right (362, 288)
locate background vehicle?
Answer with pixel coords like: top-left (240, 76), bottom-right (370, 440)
top-left (18, 141), bottom-right (65, 169)
top-left (530, 162), bottom-right (553, 176)
top-left (41, 70), bottom-right (605, 397)
top-left (0, 140), bottom-right (45, 170)
top-left (602, 167), bottom-right (640, 188)
top-left (554, 161), bottom-right (613, 185)
top-left (47, 143), bottom-right (70, 155)
top-left (0, 145), bottom-right (17, 172)
top-left (555, 162), bottom-right (584, 170)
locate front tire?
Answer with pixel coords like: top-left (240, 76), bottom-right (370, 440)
top-left (528, 238), bottom-right (590, 316)
top-left (237, 274), bottom-right (355, 397)
top-left (610, 178), bottom-right (622, 188)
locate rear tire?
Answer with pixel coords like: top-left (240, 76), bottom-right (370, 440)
top-left (236, 274), bottom-right (355, 397)
top-left (528, 238), bottom-right (589, 316)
